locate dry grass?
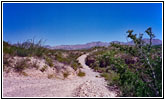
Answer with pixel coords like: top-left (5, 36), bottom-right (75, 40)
top-left (63, 72), bottom-right (70, 79)
top-left (40, 65), bottom-right (48, 72)
top-left (21, 71), bottom-right (28, 76)
top-left (14, 59), bottom-right (28, 72)
top-left (78, 70), bottom-right (85, 77)
top-left (47, 74), bottom-right (55, 79)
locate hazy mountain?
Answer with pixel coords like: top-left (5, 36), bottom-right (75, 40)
top-left (126, 38), bottom-right (162, 45)
top-left (48, 39), bottom-right (162, 50)
top-left (52, 41), bottom-right (110, 50)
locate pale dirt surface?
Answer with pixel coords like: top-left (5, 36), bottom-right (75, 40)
top-left (3, 54), bottom-right (118, 97)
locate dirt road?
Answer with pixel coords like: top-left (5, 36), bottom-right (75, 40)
top-left (3, 54), bottom-right (117, 97)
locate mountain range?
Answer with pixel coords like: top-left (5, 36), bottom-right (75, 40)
top-left (47, 39), bottom-right (162, 50)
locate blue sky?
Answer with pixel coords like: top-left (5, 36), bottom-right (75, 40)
top-left (3, 3), bottom-right (162, 46)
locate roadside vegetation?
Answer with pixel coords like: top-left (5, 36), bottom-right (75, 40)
top-left (3, 39), bottom-right (84, 76)
top-left (78, 70), bottom-right (86, 77)
top-left (86, 27), bottom-right (162, 97)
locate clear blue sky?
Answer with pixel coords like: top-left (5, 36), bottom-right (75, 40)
top-left (3, 3), bottom-right (162, 46)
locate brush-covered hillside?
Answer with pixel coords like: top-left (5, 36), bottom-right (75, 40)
top-left (3, 40), bottom-right (86, 79)
top-left (86, 28), bottom-right (162, 97)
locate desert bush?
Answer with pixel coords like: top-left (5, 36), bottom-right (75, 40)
top-left (126, 27), bottom-right (162, 96)
top-left (47, 74), bottom-right (55, 79)
top-left (3, 39), bottom-right (46, 57)
top-left (3, 54), bottom-right (12, 72)
top-left (53, 50), bottom-right (82, 71)
top-left (40, 65), bottom-right (48, 72)
top-left (32, 62), bottom-right (39, 69)
top-left (78, 70), bottom-right (85, 77)
top-left (14, 59), bottom-right (28, 72)
top-left (100, 72), bottom-right (110, 80)
top-left (3, 41), bottom-right (18, 56)
top-left (93, 66), bottom-right (99, 71)
top-left (98, 52), bottom-right (148, 96)
top-left (16, 39), bottom-right (46, 57)
top-left (63, 71), bottom-right (70, 78)
top-left (71, 62), bottom-right (79, 71)
top-left (16, 47), bottom-right (29, 57)
top-left (3, 59), bottom-right (10, 72)
top-left (103, 70), bottom-right (120, 85)
top-left (3, 54), bottom-right (10, 67)
top-left (45, 56), bottom-right (54, 67)
top-left (55, 53), bottom-right (70, 64)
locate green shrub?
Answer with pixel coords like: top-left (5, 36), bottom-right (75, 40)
top-left (56, 55), bottom-right (70, 64)
top-left (3, 41), bottom-right (16, 55)
top-left (4, 39), bottom-right (46, 57)
top-left (53, 50), bottom-right (82, 71)
top-left (109, 70), bottom-right (120, 85)
top-left (86, 37), bottom-right (162, 97)
top-left (16, 48), bottom-right (29, 57)
top-left (126, 27), bottom-right (162, 96)
top-left (71, 62), bottom-right (79, 70)
top-left (45, 57), bottom-right (54, 67)
top-left (100, 72), bottom-right (110, 80)
top-left (78, 70), bottom-right (86, 77)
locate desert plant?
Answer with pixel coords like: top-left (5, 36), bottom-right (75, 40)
top-left (32, 62), bottom-right (39, 69)
top-left (71, 62), bottom-right (79, 71)
top-left (3, 54), bottom-right (10, 70)
top-left (15, 39), bottom-right (46, 57)
top-left (85, 28), bottom-right (162, 97)
top-left (47, 74), bottom-right (55, 79)
top-left (45, 56), bottom-right (54, 67)
top-left (3, 41), bottom-right (17, 56)
top-left (3, 39), bottom-right (47, 57)
top-left (126, 27), bottom-right (161, 96)
top-left (78, 70), bottom-right (86, 77)
top-left (63, 71), bottom-right (70, 78)
top-left (100, 72), bottom-right (110, 80)
top-left (40, 65), bottom-right (48, 72)
top-left (14, 59), bottom-right (28, 72)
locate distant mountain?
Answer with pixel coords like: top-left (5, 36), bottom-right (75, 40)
top-left (44, 45), bottom-right (52, 49)
top-left (52, 41), bottom-right (110, 50)
top-left (47, 39), bottom-right (162, 50)
top-left (126, 38), bottom-right (162, 45)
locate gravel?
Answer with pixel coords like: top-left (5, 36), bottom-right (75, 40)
top-left (3, 54), bottom-right (118, 97)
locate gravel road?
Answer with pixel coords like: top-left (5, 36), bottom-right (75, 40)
top-left (3, 54), bottom-right (118, 97)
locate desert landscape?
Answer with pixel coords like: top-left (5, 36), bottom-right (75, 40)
top-left (2, 2), bottom-right (163, 98)
top-left (3, 53), bottom-right (118, 97)
top-left (3, 35), bottom-right (162, 97)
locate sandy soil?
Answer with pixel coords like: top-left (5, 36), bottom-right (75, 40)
top-left (3, 54), bottom-right (118, 97)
